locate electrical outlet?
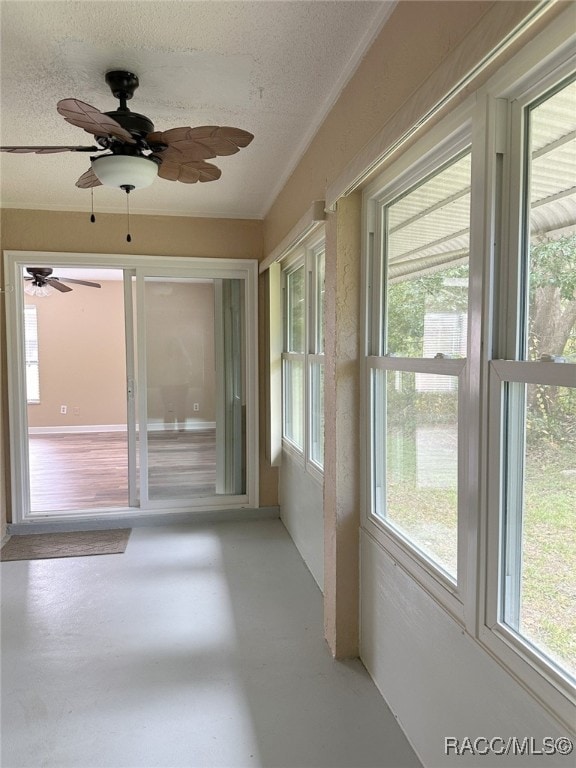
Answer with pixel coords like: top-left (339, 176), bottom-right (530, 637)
top-left (60, 405), bottom-right (67, 415)
top-left (193, 403), bottom-right (200, 412)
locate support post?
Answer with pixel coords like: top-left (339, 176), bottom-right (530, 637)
top-left (323, 192), bottom-right (361, 658)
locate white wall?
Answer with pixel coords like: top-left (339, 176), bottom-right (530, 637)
top-left (280, 449), bottom-right (324, 592)
top-left (360, 531), bottom-right (572, 767)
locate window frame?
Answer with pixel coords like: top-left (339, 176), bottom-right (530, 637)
top-left (362, 119), bottom-right (475, 620)
top-left (282, 258), bottom-right (306, 451)
top-left (281, 232), bottom-right (326, 480)
top-left (479, 57), bottom-right (576, 721)
top-left (484, 360), bottom-right (576, 704)
top-left (307, 243), bottom-right (325, 472)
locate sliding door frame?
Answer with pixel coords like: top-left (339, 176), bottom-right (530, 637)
top-left (4, 250), bottom-right (259, 525)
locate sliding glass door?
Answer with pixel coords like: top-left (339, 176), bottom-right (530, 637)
top-left (4, 252), bottom-right (259, 523)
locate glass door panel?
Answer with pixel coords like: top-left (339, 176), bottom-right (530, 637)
top-left (215, 279), bottom-right (247, 496)
top-left (139, 274), bottom-right (247, 505)
top-left (23, 267), bottom-right (130, 512)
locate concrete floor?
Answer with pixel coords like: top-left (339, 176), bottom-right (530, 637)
top-left (1, 519), bottom-right (421, 768)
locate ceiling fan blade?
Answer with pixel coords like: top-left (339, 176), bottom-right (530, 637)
top-left (155, 158), bottom-right (222, 184)
top-left (76, 168), bottom-right (102, 189)
top-left (153, 144), bottom-right (217, 162)
top-left (1, 145), bottom-right (99, 154)
top-left (57, 99), bottom-right (135, 144)
top-left (58, 278), bottom-right (101, 288)
top-left (147, 126), bottom-right (254, 160)
top-left (212, 126), bottom-right (254, 148)
top-left (46, 278), bottom-right (72, 293)
top-left (148, 127), bottom-right (216, 144)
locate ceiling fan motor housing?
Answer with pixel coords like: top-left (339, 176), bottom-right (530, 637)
top-left (27, 267), bottom-right (53, 283)
top-left (103, 71), bottom-right (154, 138)
top-left (103, 109), bottom-right (155, 139)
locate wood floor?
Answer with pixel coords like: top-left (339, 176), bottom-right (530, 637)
top-left (148, 430), bottom-right (216, 500)
top-left (28, 430), bottom-right (216, 512)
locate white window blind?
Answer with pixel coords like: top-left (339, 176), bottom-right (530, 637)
top-left (24, 305), bottom-right (40, 403)
top-left (416, 311), bottom-right (467, 392)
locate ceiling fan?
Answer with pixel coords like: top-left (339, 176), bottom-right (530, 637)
top-left (0, 70), bottom-right (254, 192)
top-left (24, 267), bottom-right (101, 296)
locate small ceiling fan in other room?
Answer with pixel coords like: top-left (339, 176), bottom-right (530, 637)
top-left (24, 268), bottom-right (101, 296)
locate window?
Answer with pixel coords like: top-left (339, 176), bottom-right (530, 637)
top-left (24, 304), bottom-right (39, 403)
top-left (363, 22), bottom-right (575, 723)
top-left (367, 147), bottom-right (471, 583)
top-left (283, 262), bottom-right (305, 449)
top-left (486, 75), bottom-right (576, 695)
top-left (281, 238), bottom-right (325, 473)
top-left (309, 246), bottom-right (325, 468)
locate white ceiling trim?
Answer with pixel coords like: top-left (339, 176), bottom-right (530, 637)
top-left (0, 200), bottom-right (265, 221)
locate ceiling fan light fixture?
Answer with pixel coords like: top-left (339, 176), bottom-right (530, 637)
top-left (24, 282), bottom-right (54, 297)
top-left (91, 155), bottom-right (158, 190)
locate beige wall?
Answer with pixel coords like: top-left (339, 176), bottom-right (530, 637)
top-left (1, 209), bottom-right (262, 260)
top-left (0, 209), bottom-right (276, 533)
top-left (146, 281), bottom-right (215, 426)
top-left (26, 280), bottom-right (127, 428)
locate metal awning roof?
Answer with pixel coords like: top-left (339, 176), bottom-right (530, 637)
top-left (388, 79), bottom-right (576, 280)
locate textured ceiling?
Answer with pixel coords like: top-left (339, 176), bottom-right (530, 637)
top-left (0, 0), bottom-right (393, 219)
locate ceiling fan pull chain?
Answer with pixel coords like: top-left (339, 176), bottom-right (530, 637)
top-left (90, 188), bottom-right (96, 223)
top-left (126, 188), bottom-right (132, 243)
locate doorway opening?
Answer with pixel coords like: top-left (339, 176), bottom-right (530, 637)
top-left (5, 252), bottom-right (259, 525)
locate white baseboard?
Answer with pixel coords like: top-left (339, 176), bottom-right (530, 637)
top-left (29, 424), bottom-right (127, 435)
top-left (148, 421), bottom-right (216, 432)
top-left (28, 421), bottom-right (216, 435)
